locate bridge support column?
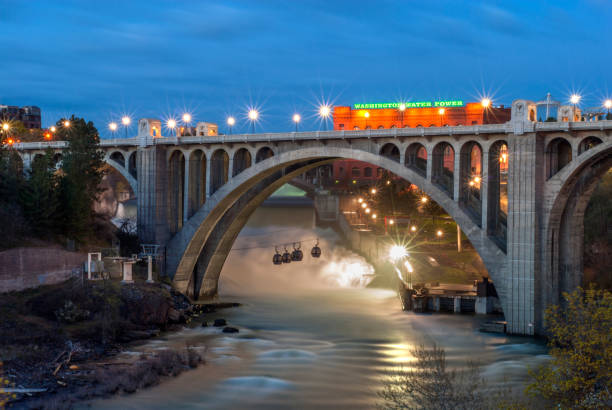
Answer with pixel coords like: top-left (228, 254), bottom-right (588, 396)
top-left (480, 149), bottom-right (490, 231)
top-left (453, 148), bottom-right (461, 201)
top-left (137, 145), bottom-right (170, 258)
top-left (205, 158), bottom-right (212, 199)
top-left (506, 133), bottom-right (543, 335)
top-left (183, 158), bottom-right (190, 224)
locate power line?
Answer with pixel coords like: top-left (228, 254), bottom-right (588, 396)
top-left (230, 237), bottom-right (320, 252)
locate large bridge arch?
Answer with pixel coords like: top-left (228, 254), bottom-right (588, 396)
top-left (166, 146), bottom-right (507, 309)
top-left (540, 140), bottom-right (612, 332)
top-left (103, 156), bottom-right (138, 194)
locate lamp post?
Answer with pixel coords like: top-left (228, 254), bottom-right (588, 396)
top-left (438, 108), bottom-right (445, 126)
top-left (364, 111), bottom-right (370, 129)
top-left (182, 113), bottom-right (192, 136)
top-left (248, 109), bottom-right (258, 134)
top-left (167, 118), bottom-right (177, 137)
top-left (604, 99), bottom-right (612, 120)
top-left (570, 94), bottom-right (581, 121)
top-left (399, 103), bottom-right (406, 127)
top-left (63, 120), bottom-right (71, 129)
top-left (121, 116), bottom-right (131, 138)
top-left (293, 113), bottom-right (301, 132)
top-left (319, 105), bottom-right (331, 131)
top-left (227, 116), bottom-right (235, 134)
top-left (109, 122), bottom-right (118, 137)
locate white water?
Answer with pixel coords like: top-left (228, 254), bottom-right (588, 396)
top-left (88, 204), bottom-right (548, 409)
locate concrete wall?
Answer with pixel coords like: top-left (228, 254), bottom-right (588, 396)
top-left (0, 246), bottom-right (86, 292)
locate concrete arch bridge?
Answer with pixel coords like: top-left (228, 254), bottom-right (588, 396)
top-left (14, 100), bottom-right (612, 335)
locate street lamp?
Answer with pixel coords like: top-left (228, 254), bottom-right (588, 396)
top-left (361, 202), bottom-right (367, 209)
top-left (421, 196), bottom-right (428, 204)
top-left (227, 116), bottom-right (235, 134)
top-left (109, 122), bottom-right (118, 136)
top-left (293, 113), bottom-right (301, 132)
top-left (50, 126), bottom-right (56, 133)
top-left (481, 98), bottom-right (491, 108)
top-left (248, 109), bottom-right (259, 133)
top-left (364, 111), bottom-right (370, 129)
top-left (438, 108), bottom-right (445, 126)
top-left (399, 103), bottom-right (406, 127)
top-left (570, 94), bottom-right (581, 121)
top-left (319, 105), bottom-right (331, 131)
top-left (167, 118), bottom-right (177, 136)
top-left (410, 225), bottom-right (417, 232)
top-left (357, 197), bottom-right (363, 203)
top-left (63, 120), bottom-right (71, 128)
top-left (604, 99), bottom-right (612, 119)
top-left (182, 113), bottom-right (192, 136)
top-left (121, 116), bottom-right (131, 138)
top-left (372, 213), bottom-right (377, 219)
top-left (389, 245), bottom-right (407, 261)
top-left (365, 208), bottom-right (371, 214)
top-left (370, 188), bottom-right (377, 194)
top-left (1, 123), bottom-right (8, 132)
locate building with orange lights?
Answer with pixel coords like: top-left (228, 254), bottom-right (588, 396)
top-left (330, 100), bottom-right (510, 187)
top-left (332, 100), bottom-right (510, 130)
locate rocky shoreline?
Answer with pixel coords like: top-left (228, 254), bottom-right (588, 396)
top-left (0, 278), bottom-right (240, 409)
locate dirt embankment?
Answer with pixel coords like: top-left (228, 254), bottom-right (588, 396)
top-left (0, 279), bottom-right (234, 408)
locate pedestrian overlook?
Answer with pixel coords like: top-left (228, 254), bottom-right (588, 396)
top-left (14, 99), bottom-right (612, 335)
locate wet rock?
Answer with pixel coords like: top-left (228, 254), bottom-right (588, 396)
top-left (213, 318), bottom-right (227, 327)
top-left (222, 326), bottom-right (239, 334)
top-left (201, 321), bottom-right (208, 327)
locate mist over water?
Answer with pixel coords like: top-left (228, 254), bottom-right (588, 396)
top-left (89, 201), bottom-right (548, 410)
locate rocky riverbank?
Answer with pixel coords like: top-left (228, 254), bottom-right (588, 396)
top-left (0, 278), bottom-right (239, 408)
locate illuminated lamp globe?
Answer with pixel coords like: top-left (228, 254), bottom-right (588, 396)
top-left (293, 114), bottom-right (301, 123)
top-left (109, 122), bottom-right (118, 131)
top-left (50, 126), bottom-right (56, 133)
top-left (358, 197), bottom-right (363, 203)
top-left (370, 188), bottom-right (377, 194)
top-left (399, 103), bottom-right (406, 111)
top-left (437, 230), bottom-right (443, 237)
top-left (364, 111), bottom-right (370, 118)
top-left (481, 98), bottom-right (491, 108)
top-left (121, 116), bottom-right (131, 126)
top-left (604, 99), bottom-right (612, 109)
top-left (248, 109), bottom-right (259, 121)
top-left (389, 219), bottom-right (394, 225)
top-left (227, 116), bottom-right (236, 126)
top-left (438, 108), bottom-right (445, 115)
top-left (167, 119), bottom-right (177, 129)
top-left (319, 105), bottom-right (331, 118)
top-left (372, 214), bottom-right (377, 219)
top-left (411, 225), bottom-right (417, 232)
top-left (182, 113), bottom-right (192, 124)
top-left (361, 203), bottom-right (367, 209)
top-left (2, 123), bottom-right (8, 131)
top-left (474, 176), bottom-right (481, 183)
top-left (421, 196), bottom-right (428, 203)
top-left (365, 208), bottom-right (371, 214)
top-left (570, 94), bottom-right (581, 105)
top-left (63, 120), bottom-right (70, 128)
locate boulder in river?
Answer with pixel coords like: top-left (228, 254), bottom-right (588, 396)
top-left (222, 326), bottom-right (239, 334)
top-left (213, 318), bottom-right (227, 327)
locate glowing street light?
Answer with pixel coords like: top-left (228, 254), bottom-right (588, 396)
top-left (437, 230), bottom-right (443, 237)
top-left (365, 208), bottom-right (371, 214)
top-left (364, 111), bottom-right (370, 129)
top-left (421, 196), bottom-right (428, 204)
top-left (481, 98), bottom-right (491, 108)
top-left (167, 118), bottom-right (177, 136)
top-left (399, 102), bottom-right (406, 127)
top-left (227, 116), bottom-right (235, 134)
top-left (604, 99), bottom-right (612, 117)
top-left (63, 120), bottom-right (71, 128)
top-left (293, 113), bottom-right (301, 132)
top-left (182, 113), bottom-right (192, 136)
top-left (361, 202), bottom-right (367, 209)
top-left (370, 188), bottom-right (377, 194)
top-left (570, 94), bottom-right (581, 105)
top-left (319, 105), bottom-right (331, 131)
top-left (50, 126), bottom-right (56, 133)
top-left (389, 245), bottom-right (407, 261)
top-left (438, 108), bottom-right (445, 126)
top-left (109, 122), bottom-right (118, 134)
top-left (1, 123), bottom-right (9, 132)
top-left (121, 116), bottom-right (131, 138)
top-left (248, 109), bottom-right (259, 133)
top-left (372, 213), bottom-right (377, 219)
top-left (357, 197), bottom-right (363, 203)
top-left (410, 225), bottom-right (417, 232)
top-left (389, 219), bottom-right (394, 225)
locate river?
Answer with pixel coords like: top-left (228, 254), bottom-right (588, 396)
top-left (89, 200), bottom-right (548, 409)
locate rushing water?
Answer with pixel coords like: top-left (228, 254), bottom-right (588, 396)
top-left (90, 199), bottom-right (548, 409)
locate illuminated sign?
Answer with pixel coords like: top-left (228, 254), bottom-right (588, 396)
top-left (352, 100), bottom-right (464, 109)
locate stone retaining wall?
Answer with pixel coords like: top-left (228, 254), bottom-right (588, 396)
top-left (0, 247), bottom-right (86, 292)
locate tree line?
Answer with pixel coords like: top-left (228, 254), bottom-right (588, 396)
top-left (0, 116), bottom-right (104, 249)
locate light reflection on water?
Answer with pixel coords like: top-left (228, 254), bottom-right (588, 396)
top-left (87, 204), bottom-right (548, 409)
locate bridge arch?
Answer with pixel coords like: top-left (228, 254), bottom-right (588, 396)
top-left (405, 142), bottom-right (427, 176)
top-left (432, 142), bottom-right (455, 196)
top-left (542, 141), bottom-right (612, 327)
top-left (103, 155), bottom-right (138, 194)
top-left (379, 143), bottom-right (400, 162)
top-left (210, 149), bottom-right (229, 194)
top-left (578, 136), bottom-right (602, 155)
top-left (255, 146), bottom-right (274, 163)
top-left (109, 151), bottom-right (126, 168)
top-left (187, 149), bottom-right (206, 219)
top-left (233, 148), bottom-right (252, 176)
top-left (166, 146), bottom-right (507, 311)
top-left (546, 137), bottom-right (572, 179)
top-left (168, 150), bottom-right (186, 233)
top-left (459, 141), bottom-right (483, 224)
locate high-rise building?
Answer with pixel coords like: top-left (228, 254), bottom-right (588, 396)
top-left (0, 105), bottom-right (42, 129)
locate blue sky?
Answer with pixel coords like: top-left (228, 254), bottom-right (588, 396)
top-left (1, 0), bottom-right (611, 135)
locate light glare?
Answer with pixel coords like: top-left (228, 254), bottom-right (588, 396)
top-left (389, 245), bottom-right (407, 261)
